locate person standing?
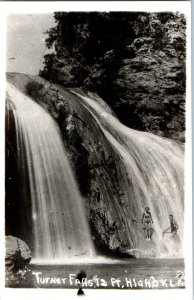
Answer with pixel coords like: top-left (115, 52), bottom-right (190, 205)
top-left (141, 207), bottom-right (154, 240)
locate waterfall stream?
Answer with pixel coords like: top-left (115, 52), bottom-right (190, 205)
top-left (72, 91), bottom-right (184, 257)
top-left (6, 82), bottom-right (95, 262)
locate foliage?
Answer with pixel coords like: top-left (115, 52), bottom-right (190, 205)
top-left (25, 81), bottom-right (44, 99)
top-left (40, 12), bottom-right (148, 79)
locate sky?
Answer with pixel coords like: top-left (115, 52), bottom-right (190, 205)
top-left (6, 14), bottom-right (55, 75)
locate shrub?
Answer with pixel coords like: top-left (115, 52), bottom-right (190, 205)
top-left (25, 81), bottom-right (44, 99)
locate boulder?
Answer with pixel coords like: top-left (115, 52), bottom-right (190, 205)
top-left (5, 236), bottom-right (32, 286)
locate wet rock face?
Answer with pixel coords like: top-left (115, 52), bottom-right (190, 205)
top-left (5, 235), bottom-right (31, 285)
top-left (89, 209), bottom-right (132, 257)
top-left (40, 12), bottom-right (186, 142)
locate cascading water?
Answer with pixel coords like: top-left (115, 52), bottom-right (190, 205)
top-left (72, 91), bottom-right (184, 258)
top-left (6, 82), bottom-right (95, 262)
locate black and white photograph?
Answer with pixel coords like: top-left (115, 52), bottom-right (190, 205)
top-left (1, 2), bottom-right (192, 299)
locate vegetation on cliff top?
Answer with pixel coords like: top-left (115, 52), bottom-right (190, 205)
top-left (40, 12), bottom-right (186, 141)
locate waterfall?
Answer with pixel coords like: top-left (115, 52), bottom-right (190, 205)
top-left (72, 91), bottom-right (184, 258)
top-left (6, 82), bottom-right (95, 262)
top-left (6, 78), bottom-right (184, 260)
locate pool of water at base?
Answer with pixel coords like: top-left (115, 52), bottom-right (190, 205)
top-left (9, 258), bottom-right (185, 289)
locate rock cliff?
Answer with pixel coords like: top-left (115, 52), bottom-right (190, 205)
top-left (40, 12), bottom-right (186, 141)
